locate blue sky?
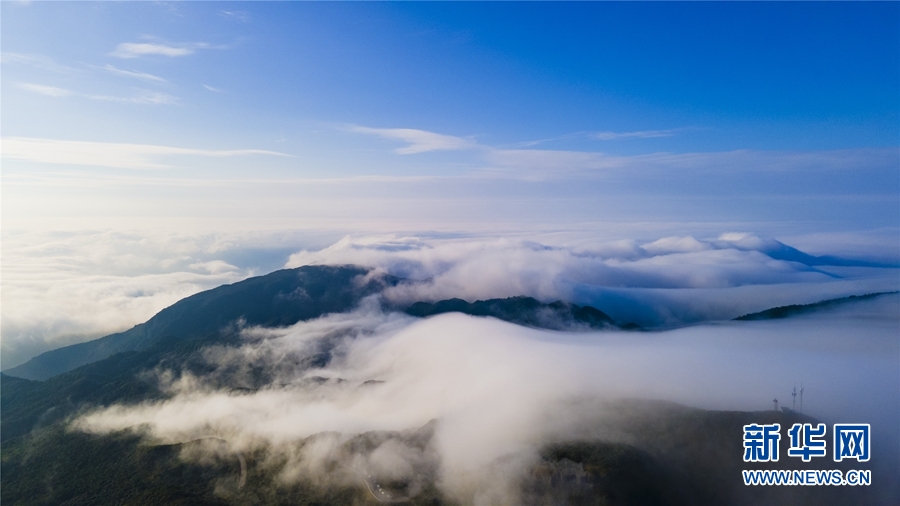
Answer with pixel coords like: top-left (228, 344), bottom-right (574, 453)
top-left (2, 1), bottom-right (898, 234)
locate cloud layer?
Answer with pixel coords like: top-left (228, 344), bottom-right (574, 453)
top-left (110, 42), bottom-right (210, 59)
top-left (286, 234), bottom-right (897, 327)
top-left (0, 230), bottom-right (278, 369)
top-left (102, 64), bottom-right (167, 83)
top-left (5, 225), bottom-right (895, 500)
top-left (593, 129), bottom-right (680, 140)
top-left (349, 126), bottom-right (477, 154)
top-left (1, 137), bottom-right (291, 170)
top-left (75, 296), bottom-right (899, 502)
top-left (17, 82), bottom-right (178, 105)
top-left (5, 229), bottom-right (896, 371)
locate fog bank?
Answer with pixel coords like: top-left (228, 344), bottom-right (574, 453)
top-left (75, 294), bottom-right (899, 502)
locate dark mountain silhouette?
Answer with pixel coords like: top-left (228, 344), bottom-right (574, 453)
top-left (712, 237), bottom-right (897, 268)
top-left (6, 266), bottom-right (394, 381)
top-left (1, 266), bottom-right (638, 443)
top-left (1, 265), bottom-right (893, 505)
top-left (6, 269), bottom-right (635, 382)
top-left (405, 296), bottom-right (636, 330)
top-left (734, 291), bottom-right (898, 321)
top-left (2, 395), bottom-right (884, 506)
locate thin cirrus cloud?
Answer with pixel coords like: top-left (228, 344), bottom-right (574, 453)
top-left (483, 147), bottom-right (898, 180)
top-left (219, 10), bottom-right (250, 22)
top-left (1, 137), bottom-right (293, 170)
top-left (346, 125), bottom-right (896, 181)
top-left (594, 129), bottom-right (681, 140)
top-left (110, 42), bottom-right (211, 59)
top-left (17, 82), bottom-right (178, 105)
top-left (348, 125), bottom-right (477, 154)
top-left (17, 82), bottom-right (72, 97)
top-left (0, 52), bottom-right (77, 73)
top-left (102, 64), bottom-right (167, 83)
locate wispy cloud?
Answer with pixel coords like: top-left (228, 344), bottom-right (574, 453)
top-left (1, 137), bottom-right (293, 170)
top-left (0, 229), bottom-right (258, 369)
top-left (102, 64), bottom-right (167, 83)
top-left (504, 132), bottom-right (587, 148)
top-left (349, 126), bottom-right (477, 154)
top-left (593, 129), bottom-right (681, 140)
top-left (219, 10), bottom-right (250, 22)
top-left (1, 52), bottom-right (77, 73)
top-left (17, 82), bottom-right (72, 97)
top-left (340, 125), bottom-right (894, 183)
top-left (203, 84), bottom-right (224, 93)
top-left (72, 244), bottom-right (898, 502)
top-left (110, 41), bottom-right (212, 59)
top-left (90, 90), bottom-right (179, 105)
top-left (484, 147), bottom-right (898, 180)
top-left (17, 82), bottom-right (178, 105)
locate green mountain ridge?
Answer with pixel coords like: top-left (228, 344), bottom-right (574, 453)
top-left (2, 398), bottom-right (886, 506)
top-left (405, 296), bottom-right (638, 330)
top-left (734, 291), bottom-right (899, 321)
top-left (5, 266), bottom-right (393, 381)
top-left (5, 267), bottom-right (632, 382)
top-left (1, 264), bottom-right (893, 505)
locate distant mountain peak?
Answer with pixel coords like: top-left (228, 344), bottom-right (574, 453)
top-left (404, 296), bottom-right (633, 330)
top-left (734, 291), bottom-right (899, 321)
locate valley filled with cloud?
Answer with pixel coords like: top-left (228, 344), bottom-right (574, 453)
top-left (2, 2), bottom-right (897, 504)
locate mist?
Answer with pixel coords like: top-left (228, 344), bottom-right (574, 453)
top-left (288, 233), bottom-right (898, 327)
top-left (75, 293), bottom-right (899, 503)
top-left (0, 228), bottom-right (339, 369)
top-left (6, 227), bottom-right (895, 371)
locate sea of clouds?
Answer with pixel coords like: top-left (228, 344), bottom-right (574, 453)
top-left (3, 228), bottom-right (896, 369)
top-left (286, 232), bottom-right (898, 327)
top-left (0, 228), bottom-right (339, 369)
top-left (41, 228), bottom-right (894, 502)
top-left (74, 293), bottom-right (899, 503)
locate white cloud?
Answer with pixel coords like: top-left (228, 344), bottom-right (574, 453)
top-left (4, 228), bottom-right (895, 374)
top-left (640, 235), bottom-right (709, 255)
top-left (102, 64), bottom-right (167, 83)
top-left (343, 125), bottom-right (894, 182)
top-left (484, 147), bottom-right (898, 180)
top-left (88, 90), bottom-right (179, 105)
top-left (1, 52), bottom-right (77, 73)
top-left (594, 129), bottom-right (680, 140)
top-left (484, 149), bottom-right (612, 179)
top-left (0, 228), bottom-right (345, 369)
top-left (203, 84), bottom-right (224, 92)
top-left (219, 10), bottom-right (250, 22)
top-left (285, 234), bottom-right (898, 327)
top-left (1, 137), bottom-right (292, 170)
top-left (17, 81), bottom-right (179, 105)
top-left (73, 301), bottom-right (898, 502)
top-left (0, 230), bottom-right (256, 369)
top-left (349, 126), bottom-right (477, 154)
top-left (17, 82), bottom-right (72, 97)
top-left (110, 42), bottom-right (200, 59)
